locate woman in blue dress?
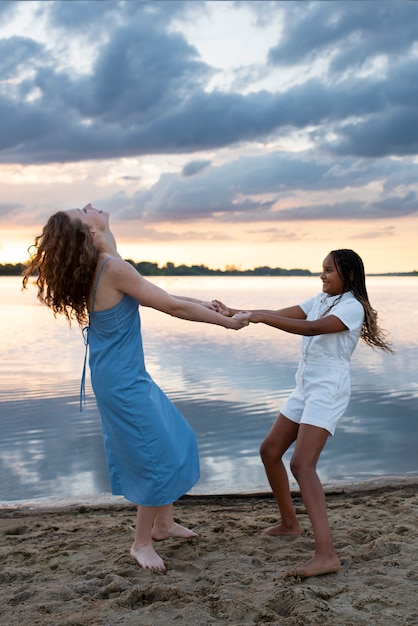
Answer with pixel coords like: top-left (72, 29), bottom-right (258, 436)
top-left (23, 203), bottom-right (249, 571)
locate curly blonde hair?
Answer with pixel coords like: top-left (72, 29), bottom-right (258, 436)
top-left (331, 249), bottom-right (394, 353)
top-left (22, 211), bottom-right (98, 326)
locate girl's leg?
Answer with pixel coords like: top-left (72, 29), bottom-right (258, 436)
top-left (287, 423), bottom-right (341, 577)
top-left (259, 413), bottom-right (302, 536)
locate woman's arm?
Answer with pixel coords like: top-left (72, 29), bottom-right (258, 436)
top-left (171, 295), bottom-right (216, 310)
top-left (107, 259), bottom-right (249, 330)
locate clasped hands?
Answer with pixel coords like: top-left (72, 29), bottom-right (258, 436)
top-left (201, 299), bottom-right (251, 327)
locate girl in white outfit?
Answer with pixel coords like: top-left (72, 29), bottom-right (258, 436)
top-left (214, 249), bottom-right (393, 579)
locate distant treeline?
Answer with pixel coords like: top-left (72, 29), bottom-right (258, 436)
top-left (1, 261), bottom-right (312, 277)
top-left (1, 262), bottom-right (416, 277)
top-left (1, 263), bottom-right (25, 276)
top-left (126, 261), bottom-right (313, 276)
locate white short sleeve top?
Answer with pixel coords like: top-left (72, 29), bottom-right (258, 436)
top-left (299, 291), bottom-right (365, 366)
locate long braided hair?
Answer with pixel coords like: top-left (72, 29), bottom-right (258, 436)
top-left (331, 249), bottom-right (393, 353)
top-left (22, 211), bottom-right (98, 326)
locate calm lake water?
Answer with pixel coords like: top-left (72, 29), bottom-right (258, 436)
top-left (0, 275), bottom-right (417, 505)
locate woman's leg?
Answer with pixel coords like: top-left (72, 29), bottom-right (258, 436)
top-left (130, 505), bottom-right (166, 571)
top-left (130, 503), bottom-right (198, 571)
top-left (152, 503), bottom-right (198, 541)
top-left (259, 413), bottom-right (302, 536)
top-left (287, 423), bottom-right (341, 577)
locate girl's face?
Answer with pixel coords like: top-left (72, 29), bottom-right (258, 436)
top-left (320, 253), bottom-right (345, 296)
top-left (67, 204), bottom-right (109, 231)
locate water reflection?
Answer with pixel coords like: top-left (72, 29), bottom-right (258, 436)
top-left (1, 383), bottom-right (416, 501)
top-left (0, 394), bottom-right (110, 500)
top-left (0, 276), bottom-right (417, 503)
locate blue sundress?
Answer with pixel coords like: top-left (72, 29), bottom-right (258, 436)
top-left (82, 259), bottom-right (200, 506)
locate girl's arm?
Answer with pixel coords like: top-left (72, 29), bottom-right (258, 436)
top-left (213, 300), bottom-right (307, 320)
top-left (235, 309), bottom-right (347, 336)
top-left (108, 259), bottom-right (249, 330)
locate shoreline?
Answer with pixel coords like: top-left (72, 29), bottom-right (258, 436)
top-left (1, 474), bottom-right (416, 511)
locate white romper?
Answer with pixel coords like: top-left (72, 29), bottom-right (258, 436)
top-left (281, 291), bottom-right (365, 435)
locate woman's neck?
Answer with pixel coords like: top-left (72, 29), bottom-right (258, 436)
top-left (94, 230), bottom-right (119, 257)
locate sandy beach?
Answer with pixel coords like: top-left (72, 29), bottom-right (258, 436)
top-left (1, 478), bottom-right (417, 626)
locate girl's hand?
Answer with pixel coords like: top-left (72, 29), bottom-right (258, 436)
top-left (212, 299), bottom-right (232, 316)
top-left (199, 300), bottom-right (217, 311)
top-left (228, 311), bottom-right (251, 329)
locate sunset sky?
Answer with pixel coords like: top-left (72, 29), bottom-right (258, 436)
top-left (1, 1), bottom-right (417, 273)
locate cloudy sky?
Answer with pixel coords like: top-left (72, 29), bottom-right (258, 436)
top-left (1, 0), bottom-right (417, 272)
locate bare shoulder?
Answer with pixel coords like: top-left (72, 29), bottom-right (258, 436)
top-left (102, 256), bottom-right (164, 305)
top-left (102, 256), bottom-right (135, 274)
top-left (103, 256), bottom-right (141, 285)
top-left (88, 256), bottom-right (132, 311)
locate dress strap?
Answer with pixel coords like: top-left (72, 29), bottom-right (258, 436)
top-left (79, 325), bottom-right (89, 412)
top-left (79, 256), bottom-right (112, 412)
top-left (91, 256), bottom-right (112, 312)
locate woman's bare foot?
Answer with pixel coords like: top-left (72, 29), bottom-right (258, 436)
top-left (152, 521), bottom-right (198, 542)
top-left (261, 521), bottom-right (303, 537)
top-left (285, 553), bottom-right (341, 578)
top-left (130, 543), bottom-right (166, 571)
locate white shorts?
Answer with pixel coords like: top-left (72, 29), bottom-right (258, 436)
top-left (281, 361), bottom-right (351, 436)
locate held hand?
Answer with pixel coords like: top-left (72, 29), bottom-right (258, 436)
top-left (228, 311), bottom-right (251, 329)
top-left (212, 299), bottom-right (232, 316)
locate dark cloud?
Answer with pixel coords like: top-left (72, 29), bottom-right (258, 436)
top-left (0, 36), bottom-right (46, 80)
top-left (98, 151), bottom-right (418, 224)
top-left (323, 103), bottom-right (418, 158)
top-left (0, 1), bottom-right (18, 19)
top-left (320, 56), bottom-right (418, 157)
top-left (268, 2), bottom-right (418, 74)
top-left (1, 2), bottom-right (418, 164)
top-left (47, 0), bottom-right (120, 30)
top-left (1, 1), bottom-right (418, 229)
top-left (371, 191), bottom-right (418, 216)
top-left (262, 196), bottom-right (418, 223)
top-left (182, 160), bottom-right (211, 177)
top-left (71, 21), bottom-right (208, 122)
top-left (1, 70), bottom-right (412, 162)
top-left (47, 0), bottom-right (191, 31)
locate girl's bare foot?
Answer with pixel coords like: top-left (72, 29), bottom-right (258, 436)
top-left (285, 553), bottom-right (341, 578)
top-left (152, 521), bottom-right (198, 542)
top-left (130, 543), bottom-right (166, 571)
top-left (261, 521), bottom-right (302, 537)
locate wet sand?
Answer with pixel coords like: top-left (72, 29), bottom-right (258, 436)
top-left (1, 478), bottom-right (417, 625)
